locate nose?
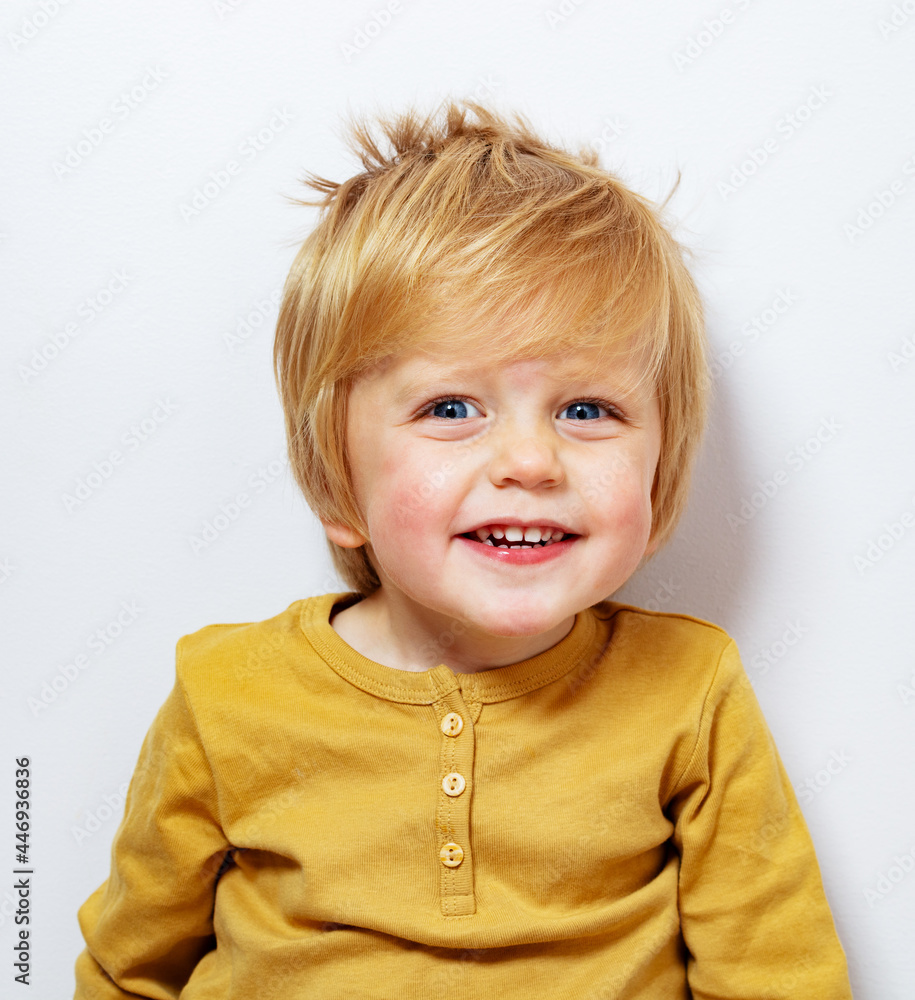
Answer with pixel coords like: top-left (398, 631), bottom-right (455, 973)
top-left (486, 416), bottom-right (565, 489)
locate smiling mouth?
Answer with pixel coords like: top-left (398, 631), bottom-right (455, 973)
top-left (459, 531), bottom-right (579, 549)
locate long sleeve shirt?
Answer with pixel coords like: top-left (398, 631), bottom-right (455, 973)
top-left (74, 590), bottom-right (854, 999)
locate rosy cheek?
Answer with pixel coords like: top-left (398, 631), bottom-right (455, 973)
top-left (382, 481), bottom-right (444, 534)
top-left (607, 474), bottom-right (654, 536)
top-left (619, 497), bottom-right (652, 538)
top-left (361, 449), bottom-right (424, 530)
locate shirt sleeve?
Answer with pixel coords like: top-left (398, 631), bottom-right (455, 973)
top-left (74, 644), bottom-right (232, 999)
top-left (666, 639), bottom-right (853, 999)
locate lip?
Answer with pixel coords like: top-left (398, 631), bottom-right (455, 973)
top-left (460, 518), bottom-right (577, 535)
top-left (455, 532), bottom-right (579, 565)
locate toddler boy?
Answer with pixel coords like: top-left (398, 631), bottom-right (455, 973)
top-left (75, 100), bottom-right (853, 998)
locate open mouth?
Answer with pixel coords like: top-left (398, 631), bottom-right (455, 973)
top-left (459, 531), bottom-right (579, 550)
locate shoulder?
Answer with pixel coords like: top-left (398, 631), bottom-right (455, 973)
top-left (177, 600), bottom-right (301, 663)
top-left (591, 600), bottom-right (736, 660)
top-left (173, 595), bottom-right (330, 695)
top-left (166, 594), bottom-right (341, 755)
top-left (589, 603), bottom-right (752, 796)
top-left (587, 600), bottom-right (745, 706)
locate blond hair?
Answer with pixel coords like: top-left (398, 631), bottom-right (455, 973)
top-left (273, 99), bottom-right (709, 597)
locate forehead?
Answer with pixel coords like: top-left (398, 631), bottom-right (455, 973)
top-left (365, 341), bottom-right (653, 401)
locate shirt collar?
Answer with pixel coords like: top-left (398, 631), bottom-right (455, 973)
top-left (300, 591), bottom-right (606, 705)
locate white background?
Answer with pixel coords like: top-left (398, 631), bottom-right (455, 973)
top-left (2, 0), bottom-right (914, 996)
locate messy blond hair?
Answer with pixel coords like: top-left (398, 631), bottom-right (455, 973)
top-left (274, 99), bottom-right (709, 597)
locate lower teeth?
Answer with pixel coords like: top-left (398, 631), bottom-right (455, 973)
top-left (483, 539), bottom-right (554, 548)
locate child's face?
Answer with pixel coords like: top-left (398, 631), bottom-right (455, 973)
top-left (323, 337), bottom-right (662, 652)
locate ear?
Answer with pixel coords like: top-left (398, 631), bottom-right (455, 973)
top-left (320, 518), bottom-right (368, 549)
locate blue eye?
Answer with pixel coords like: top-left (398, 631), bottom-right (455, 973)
top-left (419, 395), bottom-right (624, 421)
top-left (557, 397), bottom-right (624, 421)
top-left (559, 401), bottom-right (604, 421)
top-left (422, 397), bottom-right (482, 420)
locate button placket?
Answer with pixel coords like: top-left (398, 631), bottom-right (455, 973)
top-left (431, 689), bottom-right (477, 916)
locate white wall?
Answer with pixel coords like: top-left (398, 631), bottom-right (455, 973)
top-left (3, 0), bottom-right (913, 995)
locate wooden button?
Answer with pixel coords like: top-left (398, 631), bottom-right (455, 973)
top-left (442, 772), bottom-right (466, 796)
top-left (441, 712), bottom-right (463, 736)
top-left (440, 842), bottom-right (464, 867)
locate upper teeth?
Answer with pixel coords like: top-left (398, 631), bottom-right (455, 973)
top-left (473, 525), bottom-right (563, 543)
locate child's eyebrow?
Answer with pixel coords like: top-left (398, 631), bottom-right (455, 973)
top-left (393, 366), bottom-right (482, 403)
top-left (393, 360), bottom-right (646, 405)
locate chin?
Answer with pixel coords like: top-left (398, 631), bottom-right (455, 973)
top-left (471, 604), bottom-right (562, 638)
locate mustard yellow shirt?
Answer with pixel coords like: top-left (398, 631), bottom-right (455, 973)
top-left (75, 591), bottom-right (853, 999)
